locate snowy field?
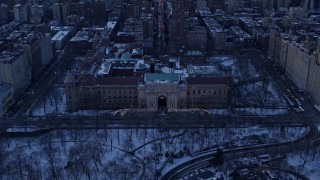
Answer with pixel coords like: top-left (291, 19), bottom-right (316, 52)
top-left (0, 126), bottom-right (308, 179)
top-left (208, 56), bottom-right (288, 113)
top-left (233, 107), bottom-right (287, 116)
top-left (286, 135), bottom-right (320, 180)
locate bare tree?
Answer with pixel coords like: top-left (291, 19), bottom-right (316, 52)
top-left (80, 153), bottom-right (95, 180)
top-left (41, 134), bottom-right (59, 179)
top-left (0, 143), bottom-right (7, 178)
top-left (86, 141), bottom-right (103, 171)
top-left (67, 145), bottom-right (83, 180)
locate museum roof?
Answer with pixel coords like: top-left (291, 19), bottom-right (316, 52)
top-left (145, 73), bottom-right (179, 83)
top-left (76, 73), bottom-right (139, 86)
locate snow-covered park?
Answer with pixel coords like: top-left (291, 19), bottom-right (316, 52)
top-left (0, 126), bottom-right (309, 179)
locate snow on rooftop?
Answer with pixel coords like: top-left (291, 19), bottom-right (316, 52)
top-left (106, 21), bottom-right (117, 29)
top-left (188, 65), bottom-right (220, 75)
top-left (97, 62), bottom-right (112, 76)
top-left (52, 30), bottom-right (69, 41)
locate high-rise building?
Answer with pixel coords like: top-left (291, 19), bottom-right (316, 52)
top-left (40, 33), bottom-right (53, 66)
top-left (15, 32), bottom-right (52, 77)
top-left (13, 4), bottom-right (29, 22)
top-left (208, 0), bottom-right (223, 10)
top-left (30, 4), bottom-right (45, 20)
top-left (0, 82), bottom-right (13, 115)
top-left (67, 1), bottom-right (89, 18)
top-left (197, 0), bottom-right (207, 10)
top-left (303, 0), bottom-right (320, 11)
top-left (134, 20), bottom-right (144, 44)
top-left (307, 40), bottom-right (320, 104)
top-left (169, 0), bottom-right (189, 54)
top-left (0, 3), bottom-right (10, 25)
top-left (187, 26), bottom-right (207, 51)
top-left (259, 0), bottom-right (292, 11)
top-left (0, 48), bottom-right (31, 98)
top-left (53, 3), bottom-right (69, 23)
top-left (290, 0), bottom-right (303, 7)
top-left (93, 0), bottom-right (107, 25)
top-left (140, 12), bottom-right (154, 47)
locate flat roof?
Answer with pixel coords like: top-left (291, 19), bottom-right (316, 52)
top-left (106, 21), bottom-right (117, 29)
top-left (52, 30), bottom-right (70, 41)
top-left (145, 73), bottom-right (179, 82)
top-left (188, 65), bottom-right (220, 75)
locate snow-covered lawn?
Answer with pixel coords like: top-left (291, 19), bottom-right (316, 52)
top-left (286, 148), bottom-right (320, 180)
top-left (234, 107), bottom-right (287, 116)
top-left (0, 126), bottom-right (308, 179)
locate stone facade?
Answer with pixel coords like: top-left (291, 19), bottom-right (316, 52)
top-left (138, 73), bottom-right (187, 110)
top-left (66, 72), bottom-right (231, 112)
top-left (307, 56), bottom-right (320, 104)
top-left (66, 74), bottom-right (139, 112)
top-left (0, 48), bottom-right (31, 98)
top-left (186, 77), bottom-right (231, 108)
top-left (285, 42), bottom-right (313, 90)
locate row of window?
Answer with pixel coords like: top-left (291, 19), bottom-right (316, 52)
top-left (1, 93), bottom-right (12, 104)
top-left (80, 86), bottom-right (136, 90)
top-left (77, 99), bottom-right (138, 104)
top-left (78, 94), bottom-right (138, 99)
top-left (187, 90), bottom-right (227, 96)
top-left (79, 90), bottom-right (138, 95)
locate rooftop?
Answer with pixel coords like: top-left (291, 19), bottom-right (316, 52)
top-left (0, 49), bottom-right (25, 64)
top-left (186, 77), bottom-right (230, 85)
top-left (106, 21), bottom-right (117, 29)
top-left (52, 30), bottom-right (70, 41)
top-left (145, 73), bottom-right (179, 83)
top-left (188, 65), bottom-right (220, 76)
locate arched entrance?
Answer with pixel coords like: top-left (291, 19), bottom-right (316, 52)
top-left (158, 95), bottom-right (167, 112)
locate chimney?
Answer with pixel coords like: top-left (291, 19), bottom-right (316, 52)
top-left (150, 60), bottom-right (155, 73)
